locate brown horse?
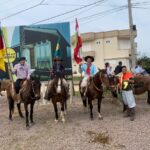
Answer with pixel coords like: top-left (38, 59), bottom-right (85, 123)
top-left (1, 77), bottom-right (41, 128)
top-left (79, 69), bottom-right (110, 120)
top-left (44, 77), bottom-right (68, 123)
top-left (133, 76), bottom-right (150, 104)
top-left (109, 75), bottom-right (150, 110)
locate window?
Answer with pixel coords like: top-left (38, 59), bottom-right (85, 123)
top-left (106, 40), bottom-right (111, 44)
top-left (96, 41), bottom-right (100, 44)
top-left (119, 39), bottom-right (131, 50)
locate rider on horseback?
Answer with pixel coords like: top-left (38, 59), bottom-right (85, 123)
top-left (134, 61), bottom-right (149, 76)
top-left (51, 57), bottom-right (65, 79)
top-left (79, 56), bottom-right (97, 93)
top-left (10, 57), bottom-right (31, 102)
top-left (45, 56), bottom-right (69, 100)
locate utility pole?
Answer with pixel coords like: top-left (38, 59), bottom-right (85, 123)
top-left (128, 0), bottom-right (136, 69)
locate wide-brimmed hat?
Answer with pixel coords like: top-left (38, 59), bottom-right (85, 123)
top-left (84, 56), bottom-right (94, 62)
top-left (53, 56), bottom-right (63, 61)
top-left (19, 57), bottom-right (26, 61)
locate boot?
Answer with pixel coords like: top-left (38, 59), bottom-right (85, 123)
top-left (123, 104), bottom-right (128, 112)
top-left (123, 108), bottom-right (130, 117)
top-left (130, 107), bottom-right (135, 121)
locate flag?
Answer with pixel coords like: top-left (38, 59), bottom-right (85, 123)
top-left (73, 18), bottom-right (82, 64)
top-left (54, 37), bottom-right (61, 57)
top-left (0, 24), bottom-right (5, 72)
top-left (0, 25), bottom-right (4, 49)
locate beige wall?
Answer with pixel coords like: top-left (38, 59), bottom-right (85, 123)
top-left (72, 29), bottom-right (137, 75)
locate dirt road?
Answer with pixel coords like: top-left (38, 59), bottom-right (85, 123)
top-left (0, 93), bottom-right (150, 150)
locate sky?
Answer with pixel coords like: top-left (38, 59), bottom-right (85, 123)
top-left (0, 0), bottom-right (150, 57)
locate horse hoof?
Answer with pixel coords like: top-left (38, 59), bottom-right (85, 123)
top-left (99, 117), bottom-right (103, 120)
top-left (62, 118), bottom-right (66, 123)
top-left (90, 117), bottom-right (94, 120)
top-left (55, 119), bottom-right (58, 123)
top-left (31, 122), bottom-right (35, 126)
top-left (9, 118), bottom-right (13, 121)
top-left (64, 111), bottom-right (67, 115)
top-left (26, 126), bottom-right (30, 130)
top-left (147, 100), bottom-right (150, 105)
top-left (20, 115), bottom-right (24, 118)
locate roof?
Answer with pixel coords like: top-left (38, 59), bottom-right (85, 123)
top-left (72, 29), bottom-right (137, 43)
top-left (22, 26), bottom-right (70, 47)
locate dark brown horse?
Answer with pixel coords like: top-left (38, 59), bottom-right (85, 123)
top-left (44, 77), bottom-right (68, 123)
top-left (5, 77), bottom-right (41, 128)
top-left (79, 69), bottom-right (110, 120)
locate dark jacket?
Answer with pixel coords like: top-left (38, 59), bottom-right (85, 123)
top-left (114, 65), bottom-right (122, 75)
top-left (51, 63), bottom-right (65, 78)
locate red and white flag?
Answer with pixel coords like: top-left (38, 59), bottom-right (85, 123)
top-left (73, 18), bottom-right (82, 64)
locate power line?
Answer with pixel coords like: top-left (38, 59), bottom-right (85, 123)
top-left (56, 2), bottom-right (144, 24)
top-left (0, 0), bottom-right (41, 13)
top-left (78, 6), bottom-right (127, 22)
top-left (30, 0), bottom-right (108, 25)
top-left (72, 7), bottom-right (127, 25)
top-left (67, 2), bottom-right (146, 24)
top-left (0, 0), bottom-right (46, 20)
top-left (58, 0), bottom-right (108, 22)
top-left (47, 3), bottom-right (87, 7)
top-left (132, 6), bottom-right (150, 10)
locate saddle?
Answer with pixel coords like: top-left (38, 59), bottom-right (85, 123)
top-left (15, 79), bottom-right (26, 94)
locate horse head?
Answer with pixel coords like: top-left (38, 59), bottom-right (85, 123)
top-left (108, 75), bottom-right (119, 97)
top-left (53, 77), bottom-right (65, 94)
top-left (30, 76), bottom-right (41, 100)
top-left (97, 69), bottom-right (110, 89)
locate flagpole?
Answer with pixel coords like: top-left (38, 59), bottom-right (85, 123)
top-left (0, 21), bottom-right (14, 82)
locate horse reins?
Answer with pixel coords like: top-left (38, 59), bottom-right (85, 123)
top-left (31, 80), bottom-right (36, 96)
top-left (92, 75), bottom-right (102, 92)
top-left (99, 71), bottom-right (106, 86)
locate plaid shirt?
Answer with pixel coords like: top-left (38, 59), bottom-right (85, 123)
top-left (12, 63), bottom-right (30, 79)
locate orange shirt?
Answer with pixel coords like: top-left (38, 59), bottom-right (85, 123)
top-left (122, 72), bottom-right (133, 80)
top-left (119, 71), bottom-right (133, 89)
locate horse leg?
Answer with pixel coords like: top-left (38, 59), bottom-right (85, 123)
top-left (64, 101), bottom-right (67, 115)
top-left (82, 96), bottom-right (87, 108)
top-left (88, 98), bottom-right (93, 120)
top-left (80, 85), bottom-right (87, 108)
top-left (8, 97), bottom-right (14, 121)
top-left (147, 91), bottom-right (150, 104)
top-left (53, 101), bottom-right (59, 122)
top-left (17, 103), bottom-right (24, 118)
top-left (30, 101), bottom-right (35, 124)
top-left (60, 101), bottom-right (65, 123)
top-left (98, 98), bottom-right (103, 120)
top-left (24, 103), bottom-right (29, 128)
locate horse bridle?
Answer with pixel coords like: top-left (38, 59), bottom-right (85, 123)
top-left (92, 73), bottom-right (103, 92)
top-left (92, 78), bottom-right (102, 92)
top-left (31, 80), bottom-right (36, 96)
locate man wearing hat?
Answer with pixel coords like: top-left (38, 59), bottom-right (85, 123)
top-left (51, 56), bottom-right (65, 79)
top-left (11, 57), bottom-right (31, 94)
top-left (79, 56), bottom-right (97, 92)
top-left (45, 56), bottom-right (69, 100)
